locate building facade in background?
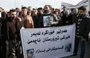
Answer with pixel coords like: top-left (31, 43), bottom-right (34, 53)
top-left (61, 0), bottom-right (90, 13)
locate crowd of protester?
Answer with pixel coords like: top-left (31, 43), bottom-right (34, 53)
top-left (0, 5), bottom-right (90, 58)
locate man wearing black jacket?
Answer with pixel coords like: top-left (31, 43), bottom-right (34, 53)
top-left (67, 8), bottom-right (77, 25)
top-left (1, 9), bottom-right (22, 58)
top-left (0, 11), bottom-right (7, 58)
top-left (73, 6), bottom-right (90, 58)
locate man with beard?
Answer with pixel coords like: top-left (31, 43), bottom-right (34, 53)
top-left (43, 5), bottom-right (59, 27)
top-left (2, 9), bottom-right (22, 58)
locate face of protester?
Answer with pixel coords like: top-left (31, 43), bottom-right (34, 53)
top-left (28, 8), bottom-right (31, 11)
top-left (27, 11), bottom-right (31, 16)
top-left (71, 9), bottom-right (76, 14)
top-left (78, 10), bottom-right (87, 15)
top-left (33, 9), bottom-right (38, 15)
top-left (11, 12), bottom-right (17, 18)
top-left (38, 10), bottom-right (43, 14)
top-left (55, 9), bottom-right (59, 15)
top-left (22, 8), bottom-right (28, 16)
top-left (44, 5), bottom-right (51, 13)
top-left (16, 8), bottom-right (20, 12)
top-left (7, 12), bottom-right (11, 17)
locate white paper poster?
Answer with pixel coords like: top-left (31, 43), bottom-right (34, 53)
top-left (20, 24), bottom-right (76, 58)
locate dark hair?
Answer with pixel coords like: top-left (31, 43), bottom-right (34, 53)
top-left (22, 7), bottom-right (27, 10)
top-left (44, 5), bottom-right (52, 10)
top-left (16, 8), bottom-right (19, 10)
top-left (78, 6), bottom-right (86, 11)
top-left (37, 7), bottom-right (42, 10)
top-left (71, 8), bottom-right (75, 11)
top-left (10, 9), bottom-right (16, 13)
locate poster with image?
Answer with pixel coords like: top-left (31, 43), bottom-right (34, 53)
top-left (43, 15), bottom-right (53, 27)
top-left (20, 24), bottom-right (76, 58)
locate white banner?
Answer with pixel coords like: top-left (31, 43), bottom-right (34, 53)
top-left (20, 24), bottom-right (76, 58)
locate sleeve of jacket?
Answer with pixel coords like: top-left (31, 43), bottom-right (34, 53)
top-left (1, 19), bottom-right (9, 41)
top-left (86, 17), bottom-right (90, 32)
top-left (83, 17), bottom-right (90, 40)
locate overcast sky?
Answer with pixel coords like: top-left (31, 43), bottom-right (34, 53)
top-left (0, 0), bottom-right (82, 10)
